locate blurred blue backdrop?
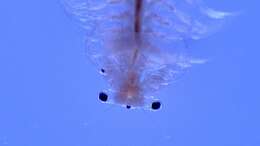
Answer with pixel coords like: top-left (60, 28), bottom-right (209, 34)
top-left (0, 0), bottom-right (259, 146)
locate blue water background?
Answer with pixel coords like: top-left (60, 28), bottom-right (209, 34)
top-left (0, 0), bottom-right (259, 146)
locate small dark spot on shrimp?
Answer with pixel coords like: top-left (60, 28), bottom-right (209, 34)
top-left (99, 92), bottom-right (108, 102)
top-left (151, 101), bottom-right (161, 110)
top-left (100, 68), bottom-right (105, 73)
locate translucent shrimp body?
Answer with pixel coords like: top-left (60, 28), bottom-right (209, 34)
top-left (63, 0), bottom-right (232, 110)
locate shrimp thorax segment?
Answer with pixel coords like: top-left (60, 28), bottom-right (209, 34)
top-left (96, 0), bottom-right (173, 107)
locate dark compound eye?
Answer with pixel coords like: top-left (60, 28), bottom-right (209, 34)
top-left (100, 68), bottom-right (105, 73)
top-left (126, 105), bottom-right (131, 109)
top-left (99, 92), bottom-right (108, 102)
top-left (151, 101), bottom-right (161, 110)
